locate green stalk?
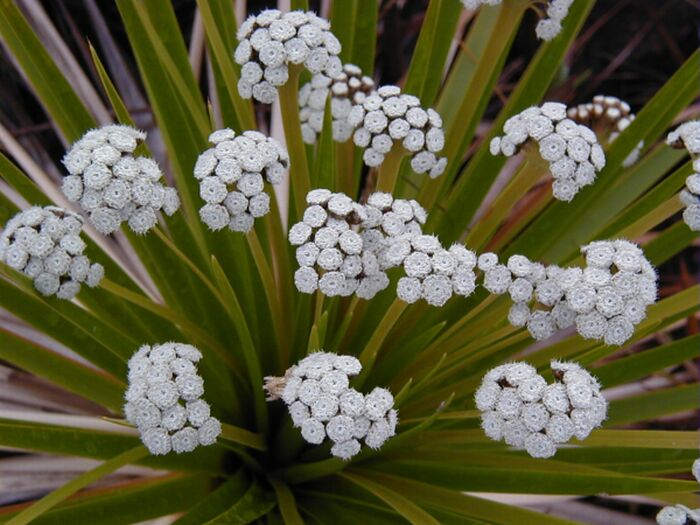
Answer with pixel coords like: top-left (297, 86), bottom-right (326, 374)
top-left (464, 152), bottom-right (548, 250)
top-left (7, 446), bottom-right (149, 525)
top-left (418, 1), bottom-right (528, 209)
top-left (376, 147), bottom-right (406, 193)
top-left (278, 65), bottom-right (311, 219)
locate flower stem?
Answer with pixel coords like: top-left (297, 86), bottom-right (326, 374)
top-left (463, 152), bottom-right (548, 250)
top-left (278, 65), bottom-right (311, 220)
top-left (376, 146), bottom-right (406, 193)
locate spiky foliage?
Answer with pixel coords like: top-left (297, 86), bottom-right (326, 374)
top-left (0, 2), bottom-right (697, 524)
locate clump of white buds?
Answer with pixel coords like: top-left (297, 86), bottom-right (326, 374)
top-left (193, 128), bottom-right (289, 233)
top-left (490, 102), bottom-right (606, 202)
top-left (476, 360), bottom-right (607, 458)
top-left (123, 342), bottom-right (221, 455)
top-left (667, 121), bottom-right (700, 231)
top-left (461, 1), bottom-right (572, 41)
top-left (299, 64), bottom-right (376, 144)
top-left (61, 125), bottom-right (180, 235)
top-left (234, 10), bottom-right (342, 104)
top-left (289, 189), bottom-right (389, 299)
top-left (656, 504), bottom-right (700, 525)
top-left (347, 85), bottom-right (447, 177)
top-left (264, 351), bottom-right (398, 460)
top-left (498, 240), bottom-right (657, 346)
top-left (0, 206), bottom-right (103, 299)
top-left (568, 95), bottom-right (643, 167)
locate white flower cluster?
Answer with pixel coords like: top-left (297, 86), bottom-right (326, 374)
top-left (0, 206), bottom-right (103, 299)
top-left (667, 121), bottom-right (700, 231)
top-left (299, 64), bottom-right (376, 145)
top-left (124, 342), bottom-right (221, 455)
top-left (234, 10), bottom-right (342, 104)
top-left (476, 360), bottom-right (607, 459)
top-left (289, 189), bottom-right (390, 299)
top-left (61, 125), bottom-right (180, 235)
top-left (193, 128), bottom-right (289, 233)
top-left (535, 0), bottom-right (575, 41)
top-left (347, 85), bottom-right (447, 177)
top-left (568, 95), bottom-right (643, 167)
top-left (494, 240), bottom-right (657, 346)
top-left (657, 505), bottom-right (700, 525)
top-left (265, 351), bottom-right (397, 460)
top-left (461, 0), bottom-right (572, 41)
top-left (490, 102), bottom-right (606, 202)
top-left (391, 235), bottom-right (478, 307)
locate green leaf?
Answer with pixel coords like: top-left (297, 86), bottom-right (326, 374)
top-left (0, 0), bottom-right (95, 141)
top-left (0, 327), bottom-right (124, 412)
top-left (0, 474), bottom-right (213, 525)
top-left (340, 471), bottom-right (441, 525)
top-left (353, 470), bottom-right (578, 524)
top-left (0, 418), bottom-right (226, 474)
top-left (269, 477), bottom-right (304, 525)
top-left (204, 480), bottom-right (276, 524)
top-left (593, 335), bottom-right (700, 388)
top-left (607, 383), bottom-right (700, 426)
top-left (173, 471), bottom-right (249, 525)
top-left (6, 446), bottom-right (149, 525)
top-left (330, 0), bottom-right (378, 74)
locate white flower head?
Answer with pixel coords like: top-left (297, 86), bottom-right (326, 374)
top-left (123, 342), bottom-right (220, 455)
top-left (349, 86), bottom-right (446, 177)
top-left (290, 189), bottom-right (388, 299)
top-left (299, 64), bottom-right (376, 144)
top-left (195, 129), bottom-right (288, 233)
top-left (265, 351), bottom-right (397, 460)
top-left (62, 125), bottom-right (180, 235)
top-left (462, 0), bottom-right (570, 41)
top-left (235, 10), bottom-right (342, 103)
top-left (667, 120), bottom-right (700, 231)
top-left (491, 103), bottom-right (605, 201)
top-left (0, 206), bottom-right (103, 300)
top-left (477, 360), bottom-right (606, 458)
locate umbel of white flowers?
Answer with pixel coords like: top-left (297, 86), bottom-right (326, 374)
top-left (490, 102), bottom-right (606, 202)
top-left (124, 342), bottom-right (221, 455)
top-left (476, 360), bottom-right (607, 459)
top-left (299, 64), bottom-right (376, 144)
top-left (461, 0), bottom-right (574, 41)
top-left (667, 120), bottom-right (700, 231)
top-left (0, 206), bottom-right (103, 299)
top-left (264, 351), bottom-right (398, 460)
top-left (348, 85), bottom-right (447, 177)
top-left (289, 189), bottom-right (390, 299)
top-left (568, 94), bottom-right (643, 167)
top-left (234, 9), bottom-right (342, 103)
top-left (62, 125), bottom-right (180, 235)
top-left (657, 505), bottom-right (700, 525)
top-left (494, 239), bottom-right (657, 346)
top-left (193, 128), bottom-right (289, 233)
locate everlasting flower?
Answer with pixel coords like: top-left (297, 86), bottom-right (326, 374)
top-left (348, 85), bottom-right (447, 177)
top-left (491, 102), bottom-right (605, 202)
top-left (61, 125), bottom-right (180, 235)
top-left (289, 189), bottom-right (389, 299)
top-left (299, 64), bottom-right (376, 144)
top-left (476, 360), bottom-right (607, 458)
top-left (194, 128), bottom-right (288, 233)
top-left (123, 342), bottom-right (220, 455)
top-left (499, 240), bottom-right (656, 346)
top-left (667, 120), bottom-right (700, 231)
top-left (656, 504), bottom-right (700, 525)
top-left (234, 10), bottom-right (342, 103)
top-left (0, 206), bottom-right (104, 299)
top-left (264, 351), bottom-right (397, 460)
top-left (568, 95), bottom-right (643, 167)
